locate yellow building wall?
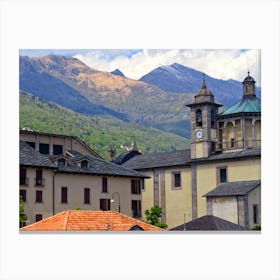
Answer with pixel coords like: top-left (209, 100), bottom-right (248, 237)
top-left (196, 142), bottom-right (203, 158)
top-left (141, 171), bottom-right (154, 217)
top-left (197, 158), bottom-right (261, 218)
top-left (248, 186), bottom-right (261, 228)
top-left (164, 168), bottom-right (192, 229)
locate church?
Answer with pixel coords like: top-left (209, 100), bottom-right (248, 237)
top-left (116, 72), bottom-right (261, 230)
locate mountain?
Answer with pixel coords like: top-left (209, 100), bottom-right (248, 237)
top-left (19, 55), bottom-right (194, 138)
top-left (111, 69), bottom-right (125, 77)
top-left (140, 63), bottom-right (261, 106)
top-left (20, 56), bottom-right (127, 119)
top-left (20, 91), bottom-right (188, 159)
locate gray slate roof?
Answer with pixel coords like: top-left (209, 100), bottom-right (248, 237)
top-left (20, 141), bottom-right (57, 168)
top-left (203, 180), bottom-right (261, 197)
top-left (169, 215), bottom-right (246, 231)
top-left (201, 147), bottom-right (261, 163)
top-left (20, 141), bottom-right (148, 178)
top-left (56, 153), bottom-right (149, 178)
top-left (122, 149), bottom-right (191, 170)
top-left (122, 148), bottom-right (260, 170)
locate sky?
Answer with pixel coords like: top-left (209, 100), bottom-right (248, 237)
top-left (19, 49), bottom-right (261, 86)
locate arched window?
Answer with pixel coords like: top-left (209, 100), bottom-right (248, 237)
top-left (211, 109), bottom-right (215, 128)
top-left (196, 109), bottom-right (202, 126)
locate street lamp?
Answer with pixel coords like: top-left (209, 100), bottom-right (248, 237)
top-left (111, 192), bottom-right (121, 213)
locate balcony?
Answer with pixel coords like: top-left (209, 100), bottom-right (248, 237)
top-left (20, 177), bottom-right (29, 186)
top-left (34, 178), bottom-right (45, 187)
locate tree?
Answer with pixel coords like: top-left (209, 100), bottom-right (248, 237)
top-left (19, 195), bottom-right (28, 228)
top-left (144, 205), bottom-right (168, 229)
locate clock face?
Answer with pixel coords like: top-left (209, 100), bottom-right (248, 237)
top-left (196, 130), bottom-right (203, 139)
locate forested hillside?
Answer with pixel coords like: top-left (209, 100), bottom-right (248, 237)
top-left (20, 91), bottom-right (189, 160)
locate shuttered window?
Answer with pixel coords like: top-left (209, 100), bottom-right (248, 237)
top-left (84, 188), bottom-right (90, 204)
top-left (100, 199), bottom-right (110, 210)
top-left (61, 187), bottom-right (68, 203)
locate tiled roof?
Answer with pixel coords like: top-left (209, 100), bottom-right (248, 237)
top-left (219, 96), bottom-right (261, 115)
top-left (56, 153), bottom-right (149, 178)
top-left (122, 148), bottom-right (260, 170)
top-left (20, 141), bottom-right (56, 168)
top-left (203, 180), bottom-right (261, 197)
top-left (192, 147), bottom-right (261, 163)
top-left (122, 149), bottom-right (191, 170)
top-left (114, 150), bottom-right (142, 165)
top-left (169, 215), bottom-right (246, 231)
top-left (20, 210), bottom-right (165, 231)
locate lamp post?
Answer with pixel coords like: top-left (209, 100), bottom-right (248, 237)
top-left (111, 192), bottom-right (121, 213)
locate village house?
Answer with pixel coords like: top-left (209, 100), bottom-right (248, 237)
top-left (20, 131), bottom-right (148, 226)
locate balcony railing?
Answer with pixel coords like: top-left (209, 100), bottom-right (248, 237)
top-left (216, 139), bottom-right (261, 151)
top-left (20, 177), bottom-right (29, 186)
top-left (34, 178), bottom-right (45, 186)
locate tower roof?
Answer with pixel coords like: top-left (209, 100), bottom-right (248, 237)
top-left (243, 71), bottom-right (255, 83)
top-left (220, 96), bottom-right (261, 115)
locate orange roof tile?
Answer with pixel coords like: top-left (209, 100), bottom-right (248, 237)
top-left (20, 210), bottom-right (165, 231)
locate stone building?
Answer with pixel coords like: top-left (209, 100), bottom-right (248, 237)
top-left (117, 72), bottom-right (261, 230)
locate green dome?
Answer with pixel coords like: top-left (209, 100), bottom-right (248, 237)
top-left (220, 96), bottom-right (261, 115)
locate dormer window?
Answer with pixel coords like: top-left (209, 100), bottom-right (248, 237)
top-left (58, 158), bottom-right (66, 167)
top-left (81, 160), bottom-right (89, 168)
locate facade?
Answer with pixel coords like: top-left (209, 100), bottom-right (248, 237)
top-left (20, 132), bottom-right (148, 226)
top-left (118, 72), bottom-right (261, 230)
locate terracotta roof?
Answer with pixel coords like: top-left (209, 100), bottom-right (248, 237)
top-left (203, 180), bottom-right (261, 197)
top-left (169, 215), bottom-right (246, 231)
top-left (20, 210), bottom-right (165, 231)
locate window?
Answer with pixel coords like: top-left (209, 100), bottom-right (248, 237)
top-left (26, 141), bottom-right (35, 149)
top-left (217, 167), bottom-right (227, 183)
top-left (20, 167), bottom-right (28, 185)
top-left (100, 199), bottom-right (110, 210)
top-left (35, 169), bottom-right (44, 186)
top-left (61, 187), bottom-right (68, 203)
top-left (131, 179), bottom-right (141, 194)
top-left (35, 214), bottom-right (43, 222)
top-left (141, 180), bottom-right (145, 191)
top-left (84, 188), bottom-right (90, 204)
top-left (196, 109), bottom-right (202, 127)
top-left (131, 200), bottom-right (141, 218)
top-left (81, 160), bottom-right (88, 168)
top-left (53, 144), bottom-right (63, 155)
top-left (253, 204), bottom-right (259, 224)
top-left (102, 177), bottom-right (108, 193)
top-left (211, 109), bottom-right (215, 128)
top-left (58, 158), bottom-right (66, 167)
top-left (36, 190), bottom-right (43, 203)
top-left (20, 189), bottom-right (27, 202)
top-left (173, 173), bottom-right (181, 188)
top-left (39, 143), bottom-right (49, 155)
top-left (230, 138), bottom-right (235, 148)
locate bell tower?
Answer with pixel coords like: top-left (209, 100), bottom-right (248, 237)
top-left (186, 75), bottom-right (222, 159)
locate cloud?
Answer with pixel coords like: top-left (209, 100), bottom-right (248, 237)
top-left (19, 49), bottom-right (261, 86)
top-left (74, 49), bottom-right (261, 86)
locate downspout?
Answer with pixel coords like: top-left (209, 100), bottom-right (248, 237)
top-left (52, 172), bottom-right (56, 215)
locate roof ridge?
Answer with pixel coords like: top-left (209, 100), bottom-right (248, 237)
top-left (63, 210), bottom-right (71, 230)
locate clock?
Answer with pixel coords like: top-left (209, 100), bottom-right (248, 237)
top-left (196, 130), bottom-right (203, 139)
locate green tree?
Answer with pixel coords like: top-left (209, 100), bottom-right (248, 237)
top-left (144, 205), bottom-right (168, 229)
top-left (19, 195), bottom-right (27, 228)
